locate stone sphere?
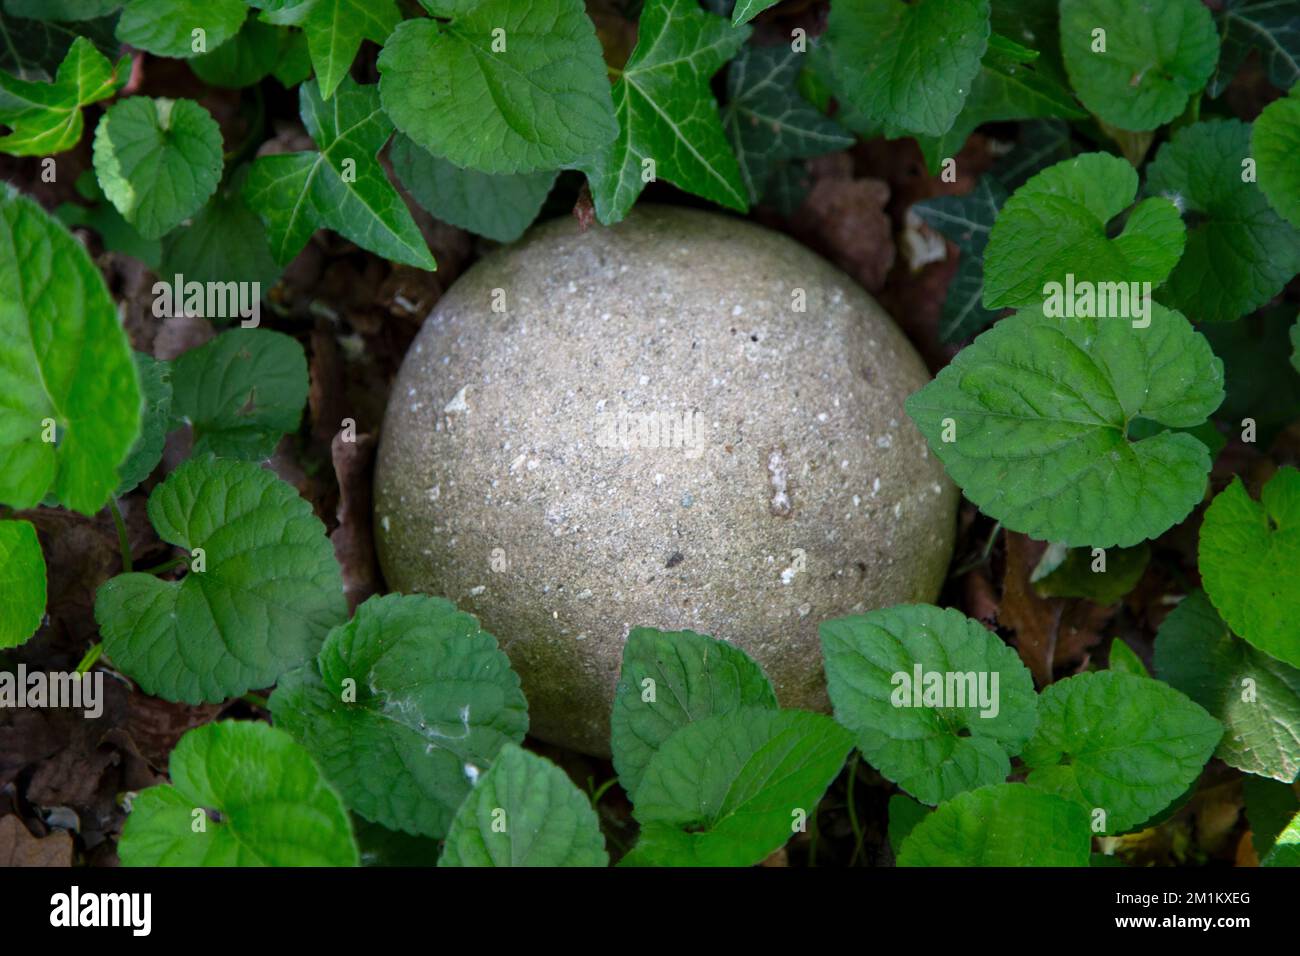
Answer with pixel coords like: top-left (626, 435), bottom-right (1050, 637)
top-left (374, 206), bottom-right (957, 756)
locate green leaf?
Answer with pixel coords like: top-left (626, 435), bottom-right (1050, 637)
top-left (5, 1), bottom-right (122, 21)
top-left (1254, 83), bottom-right (1300, 229)
top-left (439, 743), bottom-right (607, 866)
top-left (629, 708), bottom-right (852, 866)
top-left (247, 0), bottom-right (398, 101)
top-left (1245, 775), bottom-right (1300, 859)
top-left (721, 43), bottom-right (852, 204)
top-left (731, 0), bottom-right (778, 26)
top-left (379, 0), bottom-right (615, 175)
top-left (1059, 0), bottom-right (1218, 131)
top-left (576, 0), bottom-right (749, 224)
top-left (271, 593), bottom-right (529, 839)
top-left (95, 457), bottom-right (347, 702)
top-left (993, 118), bottom-right (1076, 190)
top-left (913, 177), bottom-right (1007, 342)
top-left (56, 170), bottom-right (162, 269)
top-left (1023, 670), bottom-right (1222, 833)
top-left (0, 186), bottom-right (141, 515)
top-left (1147, 118), bottom-right (1300, 323)
top-left (1202, 307), bottom-right (1300, 448)
top-left (161, 166), bottom-right (281, 289)
top-left (822, 0), bottom-right (991, 138)
top-left (611, 626), bottom-right (778, 803)
top-left (897, 783), bottom-right (1091, 866)
top-left (905, 303), bottom-right (1224, 548)
top-left (820, 604), bottom-right (1038, 806)
top-left (0, 11), bottom-right (119, 82)
top-left (1108, 639), bottom-right (1149, 678)
top-left (1264, 811), bottom-right (1300, 865)
top-left (1210, 0), bottom-right (1300, 97)
top-left (1156, 590), bottom-right (1300, 783)
top-left (914, 33), bottom-right (1086, 173)
top-left (0, 519), bottom-right (45, 649)
top-left (189, 12), bottom-right (282, 88)
top-left (389, 134), bottom-right (556, 244)
top-left (1032, 542), bottom-right (1149, 604)
top-left (886, 793), bottom-right (930, 856)
top-left (114, 352), bottom-right (172, 495)
top-left (983, 152), bottom-right (1184, 309)
top-left (244, 77), bottom-right (435, 269)
top-left (0, 37), bottom-right (124, 155)
top-left (117, 0), bottom-right (247, 59)
top-left (1199, 468), bottom-right (1300, 669)
top-left (170, 328), bottom-right (307, 460)
top-left (119, 721), bottom-right (358, 865)
top-left (92, 96), bottom-right (224, 240)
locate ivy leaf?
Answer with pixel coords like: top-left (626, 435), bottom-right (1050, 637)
top-left (189, 12), bottom-right (282, 89)
top-left (161, 166), bottom-right (282, 289)
top-left (611, 626), bottom-right (777, 803)
top-left (244, 77), bottom-right (435, 270)
top-left (914, 33), bottom-right (1086, 173)
top-left (95, 457), bottom-right (348, 703)
top-left (1148, 119), bottom-right (1300, 322)
top-left (1254, 83), bottom-right (1300, 229)
top-left (1060, 0), bottom-right (1219, 131)
top-left (994, 117), bottom-right (1075, 190)
top-left (731, 0), bottom-right (778, 25)
top-left (1199, 468), bottom-right (1300, 669)
top-left (92, 96), bottom-right (224, 240)
top-left (0, 11), bottom-right (119, 82)
top-left (379, 0), bottom-right (615, 176)
top-left (170, 328), bottom-right (307, 460)
top-left (246, 0), bottom-right (398, 101)
top-left (271, 593), bottom-right (529, 839)
top-left (820, 604), bottom-right (1038, 806)
top-left (1031, 542), bottom-right (1150, 604)
top-left (629, 708), bottom-right (852, 866)
top-left (913, 177), bottom-right (1007, 342)
top-left (0, 37), bottom-right (125, 155)
top-left (983, 153), bottom-right (1185, 309)
top-left (439, 743), bottom-right (607, 866)
top-left (117, 0), bottom-right (247, 59)
top-left (576, 0), bottom-right (749, 225)
top-left (905, 304), bottom-right (1224, 548)
top-left (822, 0), bottom-right (990, 138)
top-left (119, 721), bottom-right (358, 866)
top-left (0, 519), bottom-right (45, 649)
top-left (114, 352), bottom-right (172, 495)
top-left (389, 134), bottom-right (556, 244)
top-left (1023, 670), bottom-right (1222, 833)
top-left (0, 187), bottom-right (141, 515)
top-left (1156, 590), bottom-right (1300, 783)
top-left (721, 44), bottom-right (852, 204)
top-left (898, 783), bottom-right (1091, 866)
top-left (1210, 0), bottom-right (1300, 97)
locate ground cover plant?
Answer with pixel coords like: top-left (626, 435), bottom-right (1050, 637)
top-left (0, 0), bottom-right (1298, 869)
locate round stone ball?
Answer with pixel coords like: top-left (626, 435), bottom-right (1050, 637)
top-left (374, 205), bottom-right (957, 756)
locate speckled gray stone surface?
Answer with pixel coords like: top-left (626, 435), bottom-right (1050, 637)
top-left (374, 206), bottom-right (957, 756)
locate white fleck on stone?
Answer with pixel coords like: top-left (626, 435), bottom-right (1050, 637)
top-left (444, 385), bottom-right (470, 414)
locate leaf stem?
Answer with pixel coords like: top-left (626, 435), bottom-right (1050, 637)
top-left (75, 643), bottom-right (103, 675)
top-left (109, 498), bottom-right (132, 572)
top-left (242, 692), bottom-right (270, 710)
top-left (846, 752), bottom-right (865, 866)
top-left (140, 556), bottom-right (187, 576)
